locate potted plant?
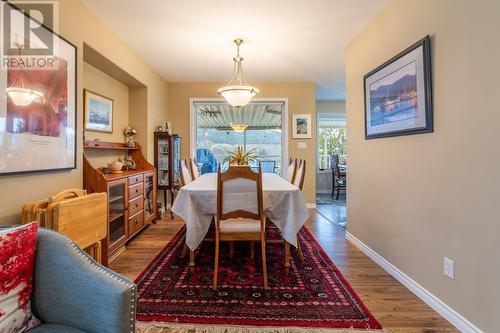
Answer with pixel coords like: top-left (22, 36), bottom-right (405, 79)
top-left (223, 146), bottom-right (258, 166)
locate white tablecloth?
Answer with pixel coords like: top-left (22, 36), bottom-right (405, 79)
top-left (171, 173), bottom-right (309, 250)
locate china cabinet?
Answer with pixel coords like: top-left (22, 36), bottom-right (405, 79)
top-left (153, 132), bottom-right (181, 218)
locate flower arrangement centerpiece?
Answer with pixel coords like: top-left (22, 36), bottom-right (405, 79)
top-left (223, 146), bottom-right (258, 166)
top-left (123, 126), bottom-right (138, 147)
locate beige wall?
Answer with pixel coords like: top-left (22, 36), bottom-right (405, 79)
top-left (167, 82), bottom-right (317, 203)
top-left (83, 63), bottom-right (129, 167)
top-left (346, 0), bottom-right (499, 331)
top-left (0, 0), bottom-right (169, 225)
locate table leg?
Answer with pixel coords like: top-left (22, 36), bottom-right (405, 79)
top-left (285, 241), bottom-right (290, 274)
top-left (169, 189), bottom-right (175, 219)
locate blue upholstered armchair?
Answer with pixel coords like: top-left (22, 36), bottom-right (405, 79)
top-left (27, 228), bottom-right (136, 333)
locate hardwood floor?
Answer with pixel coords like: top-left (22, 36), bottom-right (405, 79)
top-left (110, 210), bottom-right (458, 332)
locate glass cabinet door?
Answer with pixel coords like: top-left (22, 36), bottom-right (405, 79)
top-left (173, 137), bottom-right (181, 187)
top-left (144, 172), bottom-right (155, 222)
top-left (157, 138), bottom-right (169, 187)
top-left (108, 180), bottom-right (127, 250)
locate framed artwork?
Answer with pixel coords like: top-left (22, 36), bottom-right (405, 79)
top-left (364, 35), bottom-right (433, 139)
top-left (292, 114), bottom-right (312, 139)
top-left (0, 1), bottom-right (77, 175)
top-left (84, 89), bottom-right (114, 133)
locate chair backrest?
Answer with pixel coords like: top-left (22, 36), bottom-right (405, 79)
top-left (260, 160), bottom-right (276, 173)
top-left (331, 154), bottom-right (340, 169)
top-left (179, 159), bottom-right (192, 186)
top-left (190, 158), bottom-right (200, 179)
top-left (293, 159), bottom-right (306, 190)
top-left (286, 158), bottom-right (297, 183)
top-left (217, 165), bottom-right (264, 223)
top-left (331, 154), bottom-right (341, 179)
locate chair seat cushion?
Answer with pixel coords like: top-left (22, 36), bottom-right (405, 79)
top-left (220, 218), bottom-right (261, 233)
top-left (27, 324), bottom-right (87, 333)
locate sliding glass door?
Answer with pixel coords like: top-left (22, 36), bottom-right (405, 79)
top-left (193, 101), bottom-right (286, 174)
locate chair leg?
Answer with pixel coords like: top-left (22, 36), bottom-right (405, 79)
top-left (250, 241), bottom-right (255, 260)
top-left (181, 244), bottom-right (188, 258)
top-left (189, 250), bottom-right (195, 272)
top-left (296, 235), bottom-right (304, 261)
top-left (336, 185), bottom-right (340, 200)
top-left (284, 241), bottom-right (290, 274)
top-left (213, 234), bottom-right (220, 290)
top-left (260, 233), bottom-right (268, 290)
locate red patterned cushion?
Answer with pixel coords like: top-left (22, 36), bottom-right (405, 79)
top-left (0, 223), bottom-right (41, 332)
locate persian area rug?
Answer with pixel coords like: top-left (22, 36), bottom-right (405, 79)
top-left (135, 226), bottom-right (382, 333)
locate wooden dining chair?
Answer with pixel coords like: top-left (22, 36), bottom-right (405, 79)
top-left (179, 159), bottom-right (193, 187)
top-left (293, 159), bottom-right (306, 190)
top-left (286, 158), bottom-right (298, 183)
top-left (190, 158), bottom-right (201, 180)
top-left (213, 164), bottom-right (268, 290)
top-left (331, 155), bottom-right (346, 200)
top-left (292, 159), bottom-right (306, 262)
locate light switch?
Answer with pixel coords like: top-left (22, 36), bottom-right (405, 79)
top-left (297, 142), bottom-right (307, 149)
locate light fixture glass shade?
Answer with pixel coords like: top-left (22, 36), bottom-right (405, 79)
top-left (218, 85), bottom-right (259, 107)
top-left (229, 123), bottom-right (248, 132)
top-left (6, 87), bottom-right (44, 106)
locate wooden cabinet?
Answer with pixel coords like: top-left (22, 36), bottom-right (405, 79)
top-left (108, 178), bottom-right (128, 257)
top-left (154, 132), bottom-right (181, 218)
top-left (83, 140), bottom-right (158, 265)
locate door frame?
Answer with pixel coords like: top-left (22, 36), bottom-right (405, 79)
top-left (189, 98), bottom-right (289, 171)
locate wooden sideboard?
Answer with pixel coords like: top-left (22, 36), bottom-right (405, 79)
top-left (83, 140), bottom-right (157, 265)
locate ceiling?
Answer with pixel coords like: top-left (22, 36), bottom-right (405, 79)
top-left (196, 103), bottom-right (283, 129)
top-left (83, 0), bottom-right (388, 100)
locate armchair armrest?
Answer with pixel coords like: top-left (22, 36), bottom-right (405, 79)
top-left (32, 229), bottom-right (136, 333)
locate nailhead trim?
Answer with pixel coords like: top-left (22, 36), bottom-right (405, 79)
top-left (42, 228), bottom-right (137, 331)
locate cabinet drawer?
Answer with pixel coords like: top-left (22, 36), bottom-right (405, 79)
top-left (128, 174), bottom-right (144, 186)
top-left (129, 195), bottom-right (144, 216)
top-left (128, 182), bottom-right (144, 199)
top-left (128, 210), bottom-right (144, 237)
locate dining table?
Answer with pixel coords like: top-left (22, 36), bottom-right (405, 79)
top-left (171, 172), bottom-right (310, 270)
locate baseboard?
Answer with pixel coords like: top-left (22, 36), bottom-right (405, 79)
top-left (306, 203), bottom-right (317, 209)
top-left (345, 231), bottom-right (483, 333)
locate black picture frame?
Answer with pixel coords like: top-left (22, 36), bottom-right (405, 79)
top-left (0, 1), bottom-right (77, 176)
top-left (364, 35), bottom-right (433, 140)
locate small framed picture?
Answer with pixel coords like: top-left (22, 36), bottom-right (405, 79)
top-left (84, 89), bottom-right (114, 133)
top-left (364, 36), bottom-right (433, 139)
top-left (292, 114), bottom-right (312, 139)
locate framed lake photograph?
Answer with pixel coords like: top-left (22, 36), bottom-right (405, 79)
top-left (0, 1), bottom-right (77, 175)
top-left (364, 36), bottom-right (433, 139)
top-left (292, 114), bottom-right (312, 139)
top-left (84, 89), bottom-right (114, 133)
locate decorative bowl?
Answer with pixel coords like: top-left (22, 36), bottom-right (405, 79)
top-left (107, 161), bottom-right (123, 174)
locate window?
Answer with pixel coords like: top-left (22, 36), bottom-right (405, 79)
top-left (317, 116), bottom-right (346, 171)
top-left (193, 102), bottom-right (286, 174)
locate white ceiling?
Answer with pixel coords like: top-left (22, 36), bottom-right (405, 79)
top-left (83, 0), bottom-right (388, 100)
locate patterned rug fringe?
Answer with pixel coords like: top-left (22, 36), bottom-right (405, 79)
top-left (136, 321), bottom-right (385, 333)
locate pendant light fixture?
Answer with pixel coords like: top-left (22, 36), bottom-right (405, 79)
top-left (218, 39), bottom-right (259, 107)
top-left (6, 44), bottom-right (44, 106)
top-left (229, 123), bottom-right (248, 132)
